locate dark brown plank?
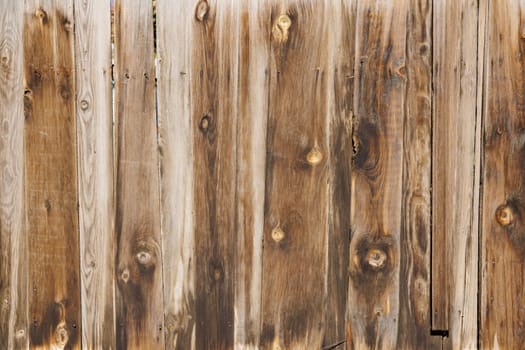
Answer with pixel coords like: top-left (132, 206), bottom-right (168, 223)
top-left (260, 1), bottom-right (345, 347)
top-left (23, 1), bottom-right (81, 349)
top-left (480, 0), bottom-right (525, 348)
top-left (114, 0), bottom-right (165, 348)
top-left (0, 1), bottom-right (27, 349)
top-left (347, 0), bottom-right (407, 347)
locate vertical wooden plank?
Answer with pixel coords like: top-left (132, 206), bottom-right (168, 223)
top-left (326, 0), bottom-right (355, 348)
top-left (260, 1), bottom-right (345, 348)
top-left (397, 0), bottom-right (440, 348)
top-left (156, 0), bottom-right (195, 348)
top-left (346, 0), bottom-right (407, 348)
top-left (74, 0), bottom-right (115, 348)
top-left (114, 0), bottom-right (165, 348)
top-left (190, 1), bottom-right (238, 348)
top-left (235, 1), bottom-right (269, 348)
top-left (23, 1), bottom-right (81, 349)
top-left (481, 0), bottom-right (525, 348)
top-left (0, 1), bottom-right (27, 349)
top-left (431, 0), bottom-right (480, 347)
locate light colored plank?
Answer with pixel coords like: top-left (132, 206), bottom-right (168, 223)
top-left (156, 0), bottom-right (195, 348)
top-left (235, 0), bottom-right (270, 348)
top-left (347, 0), bottom-right (407, 348)
top-left (480, 0), bottom-right (525, 348)
top-left (397, 0), bottom-right (439, 348)
top-left (23, 1), bottom-right (81, 349)
top-left (0, 1), bottom-right (27, 349)
top-left (431, 0), bottom-right (480, 346)
top-left (74, 0), bottom-right (115, 348)
top-left (260, 2), bottom-right (344, 348)
top-left (114, 0), bottom-right (164, 348)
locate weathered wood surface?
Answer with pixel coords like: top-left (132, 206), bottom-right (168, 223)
top-left (23, 1), bottom-right (81, 349)
top-left (346, 0), bottom-right (442, 348)
top-left (432, 2), bottom-right (480, 349)
top-left (114, 0), bottom-right (164, 348)
top-left (0, 1), bottom-right (26, 349)
top-left (74, 0), bottom-right (115, 349)
top-left (481, 0), bottom-right (525, 348)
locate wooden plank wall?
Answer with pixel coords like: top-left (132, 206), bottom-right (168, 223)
top-left (1, 0), bottom-right (525, 349)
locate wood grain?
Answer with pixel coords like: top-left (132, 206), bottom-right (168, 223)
top-left (156, 0), bottom-right (196, 348)
top-left (114, 0), bottom-right (164, 348)
top-left (23, 1), bottom-right (81, 349)
top-left (398, 0), bottom-right (440, 348)
top-left (431, 2), bottom-right (480, 348)
top-left (0, 1), bottom-right (27, 349)
top-left (480, 0), bottom-right (525, 348)
top-left (260, 1), bottom-right (340, 348)
top-left (347, 0), bottom-right (407, 348)
top-left (235, 1), bottom-right (269, 348)
top-left (74, 0), bottom-right (115, 348)
top-left (189, 1), bottom-right (238, 348)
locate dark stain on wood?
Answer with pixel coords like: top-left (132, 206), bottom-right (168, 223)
top-left (30, 301), bottom-right (78, 350)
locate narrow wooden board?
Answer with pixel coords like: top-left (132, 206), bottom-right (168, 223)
top-left (325, 0), bottom-right (355, 347)
top-left (480, 0), bottom-right (525, 348)
top-left (397, 0), bottom-right (441, 348)
top-left (260, 1), bottom-right (342, 348)
top-left (23, 1), bottom-right (81, 349)
top-left (431, 2), bottom-right (480, 347)
top-left (235, 1), bottom-right (270, 348)
top-left (114, 0), bottom-right (165, 348)
top-left (189, 1), bottom-right (239, 348)
top-left (74, 0), bottom-right (115, 348)
top-left (346, 0), bottom-right (407, 348)
top-left (156, 0), bottom-right (196, 348)
top-left (0, 1), bottom-right (27, 349)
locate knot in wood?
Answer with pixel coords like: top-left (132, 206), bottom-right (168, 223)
top-left (120, 268), bottom-right (130, 283)
top-left (15, 329), bottom-right (25, 339)
top-left (366, 248), bottom-right (387, 269)
top-left (271, 226), bottom-right (285, 243)
top-left (54, 323), bottom-right (69, 346)
top-left (136, 251), bottom-right (152, 265)
top-left (199, 114), bottom-right (211, 133)
top-left (496, 204), bottom-right (514, 226)
top-left (79, 99), bottom-right (89, 111)
top-left (306, 144), bottom-right (323, 166)
top-left (272, 15), bottom-right (292, 44)
top-left (213, 268), bottom-right (222, 281)
top-left (35, 8), bottom-right (48, 24)
top-left (195, 1), bottom-right (209, 22)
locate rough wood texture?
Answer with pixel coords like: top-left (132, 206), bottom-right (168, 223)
top-left (0, 1), bottom-right (27, 349)
top-left (23, 1), bottom-right (81, 349)
top-left (398, 0), bottom-right (440, 348)
top-left (432, 3), bottom-right (480, 348)
top-left (481, 0), bottom-right (525, 348)
top-left (235, 1), bottom-right (269, 348)
top-left (156, 0), bottom-right (196, 348)
top-left (347, 0), bottom-right (408, 348)
top-left (114, 0), bottom-right (165, 348)
top-left (260, 2), bottom-right (343, 348)
top-left (189, 1), bottom-right (238, 348)
top-left (74, 0), bottom-right (115, 348)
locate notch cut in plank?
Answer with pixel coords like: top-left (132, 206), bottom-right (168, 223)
top-left (480, 0), bottom-right (525, 348)
top-left (74, 0), bottom-right (115, 348)
top-left (431, 1), bottom-right (480, 345)
top-left (0, 1), bottom-right (27, 349)
top-left (114, 0), bottom-right (165, 348)
top-left (23, 1), bottom-right (81, 349)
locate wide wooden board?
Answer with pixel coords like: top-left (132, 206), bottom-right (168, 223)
top-left (114, 0), bottom-right (164, 348)
top-left (23, 1), bottom-right (81, 348)
top-left (480, 0), bottom-right (525, 348)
